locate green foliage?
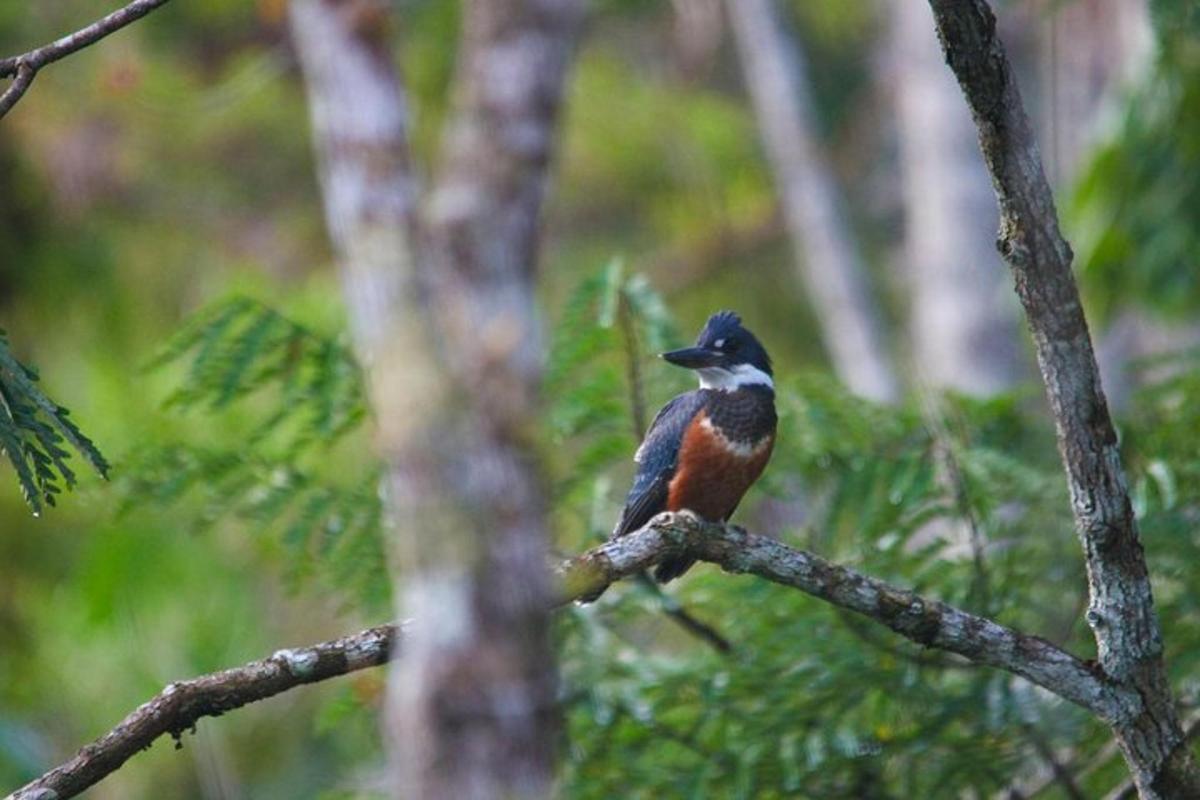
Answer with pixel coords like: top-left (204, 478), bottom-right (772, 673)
top-left (546, 259), bottom-right (688, 544)
top-left (0, 331), bottom-right (108, 514)
top-left (1116, 349), bottom-right (1200, 685)
top-left (150, 296), bottom-right (365, 449)
top-left (6, 1), bottom-right (1200, 795)
top-left (122, 296), bottom-right (388, 612)
top-left (550, 268), bottom-right (1102, 799)
top-left (560, 55), bottom-right (774, 254)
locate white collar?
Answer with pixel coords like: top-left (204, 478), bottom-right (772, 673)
top-left (697, 363), bottom-right (774, 391)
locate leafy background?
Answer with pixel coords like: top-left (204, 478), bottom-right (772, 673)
top-left (1, 1), bottom-right (1198, 798)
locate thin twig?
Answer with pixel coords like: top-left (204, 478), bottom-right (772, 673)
top-left (635, 572), bottom-right (732, 654)
top-left (616, 288), bottom-right (647, 438)
top-left (0, 0), bottom-right (172, 119)
top-left (920, 391), bottom-right (991, 614)
top-left (0, 63), bottom-right (35, 118)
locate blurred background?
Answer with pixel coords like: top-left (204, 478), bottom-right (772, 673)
top-left (2, 0), bottom-right (1199, 797)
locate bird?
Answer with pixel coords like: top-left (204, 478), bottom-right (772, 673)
top-left (612, 310), bottom-right (777, 584)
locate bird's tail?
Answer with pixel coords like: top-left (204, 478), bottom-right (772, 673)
top-left (653, 556), bottom-right (695, 584)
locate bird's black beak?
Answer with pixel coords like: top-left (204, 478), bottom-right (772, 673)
top-left (661, 346), bottom-right (723, 370)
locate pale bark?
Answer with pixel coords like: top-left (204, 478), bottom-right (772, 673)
top-left (292, 1), bottom-right (583, 797)
top-left (289, 0), bottom-right (421, 368)
top-left (726, 0), bottom-right (899, 403)
top-left (669, 0), bottom-right (723, 80)
top-left (890, 0), bottom-right (1022, 395)
top-left (391, 2), bottom-right (583, 798)
top-left (927, 2), bottom-right (1200, 796)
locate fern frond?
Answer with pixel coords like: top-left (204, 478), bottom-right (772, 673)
top-left (120, 441), bottom-right (388, 611)
top-left (0, 332), bottom-right (108, 514)
top-left (151, 296), bottom-right (367, 450)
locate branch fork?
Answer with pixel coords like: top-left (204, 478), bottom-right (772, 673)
top-left (0, 0), bottom-right (174, 119)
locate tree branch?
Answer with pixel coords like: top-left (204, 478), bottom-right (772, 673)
top-left (6, 624), bottom-right (400, 800)
top-left (8, 514), bottom-right (1145, 800)
top-left (926, 1), bottom-right (1200, 795)
top-left (0, 0), bottom-right (172, 120)
top-left (559, 513), bottom-right (1138, 721)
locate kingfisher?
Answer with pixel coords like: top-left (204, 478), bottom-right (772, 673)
top-left (612, 310), bottom-right (777, 584)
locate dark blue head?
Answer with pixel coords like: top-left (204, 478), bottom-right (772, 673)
top-left (662, 311), bottom-right (773, 390)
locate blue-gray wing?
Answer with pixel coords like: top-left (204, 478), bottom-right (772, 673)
top-left (612, 391), bottom-right (706, 538)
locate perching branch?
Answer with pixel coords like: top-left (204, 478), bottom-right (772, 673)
top-left (6, 624), bottom-right (400, 800)
top-left (0, 0), bottom-right (172, 120)
top-left (558, 513), bottom-right (1137, 721)
top-left (927, 1), bottom-right (1200, 795)
top-left (11, 512), bottom-right (1146, 800)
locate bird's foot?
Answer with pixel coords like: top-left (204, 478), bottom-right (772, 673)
top-left (652, 509), bottom-right (702, 529)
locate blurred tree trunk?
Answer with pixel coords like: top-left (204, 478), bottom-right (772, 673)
top-left (291, 1), bottom-right (583, 797)
top-left (1039, 0), bottom-right (1153, 187)
top-left (669, 0), bottom-right (722, 81)
top-left (1032, 0), bottom-right (1185, 411)
top-left (890, 0), bottom-right (1023, 395)
top-left (726, 0), bottom-right (899, 403)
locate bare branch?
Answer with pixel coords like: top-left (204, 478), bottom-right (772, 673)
top-left (926, 1), bottom-right (1200, 795)
top-left (5, 624), bottom-right (399, 800)
top-left (10, 514), bottom-right (1148, 800)
top-left (560, 513), bottom-right (1137, 722)
top-left (0, 0), bottom-right (172, 120)
top-left (0, 63), bottom-right (35, 118)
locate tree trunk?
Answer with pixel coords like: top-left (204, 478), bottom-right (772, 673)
top-left (726, 0), bottom-right (898, 403)
top-left (890, 0), bottom-right (1022, 395)
top-left (927, 2), bottom-right (1200, 796)
top-left (291, 0), bottom-right (583, 797)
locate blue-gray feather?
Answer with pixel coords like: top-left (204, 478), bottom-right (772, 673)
top-left (613, 390), bottom-right (705, 538)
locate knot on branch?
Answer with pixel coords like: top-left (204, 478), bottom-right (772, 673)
top-left (273, 647), bottom-right (320, 677)
top-left (876, 589), bottom-right (941, 646)
top-left (995, 226), bottom-right (1030, 269)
